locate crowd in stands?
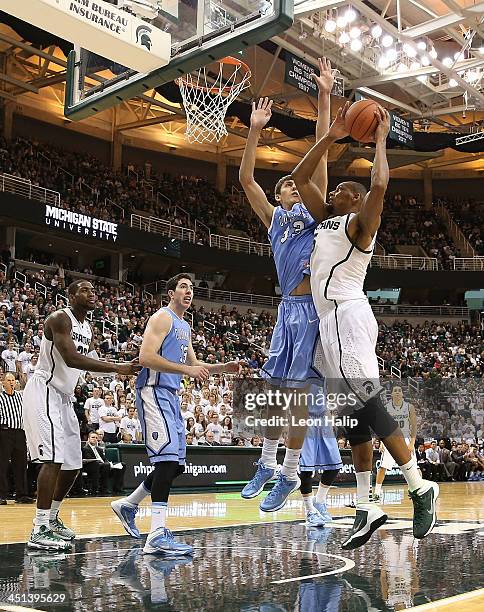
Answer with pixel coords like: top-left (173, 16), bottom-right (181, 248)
top-left (437, 197), bottom-right (484, 256)
top-left (378, 195), bottom-right (462, 269)
top-left (1, 136), bottom-right (480, 264)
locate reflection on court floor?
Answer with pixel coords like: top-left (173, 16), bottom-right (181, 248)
top-left (0, 519), bottom-right (482, 611)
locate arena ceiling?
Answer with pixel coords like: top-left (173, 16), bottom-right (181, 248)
top-left (0, 1), bottom-right (483, 176)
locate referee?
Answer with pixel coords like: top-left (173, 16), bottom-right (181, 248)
top-left (0, 373), bottom-right (33, 504)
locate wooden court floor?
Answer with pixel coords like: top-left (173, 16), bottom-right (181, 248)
top-left (0, 482), bottom-right (482, 611)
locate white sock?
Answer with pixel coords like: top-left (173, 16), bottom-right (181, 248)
top-left (356, 471), bottom-right (371, 504)
top-left (34, 509), bottom-right (50, 532)
top-left (374, 483), bottom-right (383, 496)
top-left (315, 484), bottom-right (329, 504)
top-left (149, 502), bottom-right (167, 534)
top-left (261, 438), bottom-right (279, 469)
top-left (125, 481), bottom-right (151, 506)
top-left (303, 495), bottom-right (315, 514)
top-left (400, 457), bottom-right (425, 492)
top-left (49, 500), bottom-right (61, 521)
top-left (281, 448), bottom-right (301, 481)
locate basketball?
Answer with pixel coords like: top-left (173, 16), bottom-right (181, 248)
top-left (344, 99), bottom-right (381, 143)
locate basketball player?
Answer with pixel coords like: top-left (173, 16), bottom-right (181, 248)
top-left (111, 274), bottom-right (242, 554)
top-left (238, 58), bottom-right (342, 518)
top-left (374, 385), bottom-right (417, 502)
top-left (292, 103), bottom-right (439, 548)
top-left (22, 280), bottom-right (140, 550)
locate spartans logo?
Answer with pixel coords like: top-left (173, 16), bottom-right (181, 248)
top-left (136, 25), bottom-right (152, 51)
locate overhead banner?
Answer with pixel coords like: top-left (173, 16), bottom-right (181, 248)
top-left (389, 112), bottom-right (414, 147)
top-left (285, 51), bottom-right (344, 98)
top-left (45, 204), bottom-right (118, 243)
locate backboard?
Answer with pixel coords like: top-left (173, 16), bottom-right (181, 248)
top-left (65, 0), bottom-right (293, 120)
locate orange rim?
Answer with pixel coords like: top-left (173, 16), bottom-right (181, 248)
top-left (176, 56), bottom-right (251, 94)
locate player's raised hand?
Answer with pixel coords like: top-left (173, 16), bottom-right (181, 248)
top-left (117, 358), bottom-right (142, 376)
top-left (312, 57), bottom-right (335, 94)
top-left (187, 365), bottom-right (210, 382)
top-left (250, 98), bottom-right (273, 130)
top-left (373, 106), bottom-right (390, 142)
top-left (328, 101), bottom-right (350, 140)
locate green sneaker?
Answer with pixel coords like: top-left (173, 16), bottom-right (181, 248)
top-left (50, 516), bottom-right (76, 541)
top-left (409, 481), bottom-right (439, 539)
top-left (28, 525), bottom-right (72, 550)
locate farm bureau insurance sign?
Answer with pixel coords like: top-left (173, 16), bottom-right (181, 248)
top-left (45, 205), bottom-right (118, 242)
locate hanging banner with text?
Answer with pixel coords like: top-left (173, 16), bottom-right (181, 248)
top-left (284, 51), bottom-right (344, 98)
top-left (389, 112), bottom-right (414, 147)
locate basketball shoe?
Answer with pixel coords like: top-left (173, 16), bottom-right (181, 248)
top-left (49, 516), bottom-right (76, 541)
top-left (241, 460), bottom-right (277, 499)
top-left (341, 503), bottom-right (388, 550)
top-left (260, 472), bottom-right (301, 512)
top-left (305, 510), bottom-right (327, 527)
top-left (28, 525), bottom-right (72, 551)
top-left (111, 499), bottom-right (141, 538)
top-left (313, 501), bottom-right (333, 522)
top-left (143, 528), bottom-right (193, 556)
top-left (409, 481), bottom-right (439, 539)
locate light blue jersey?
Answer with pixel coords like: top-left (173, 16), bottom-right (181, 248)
top-left (268, 203), bottom-right (318, 297)
top-left (136, 307), bottom-right (190, 392)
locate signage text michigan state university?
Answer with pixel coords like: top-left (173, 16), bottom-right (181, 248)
top-left (45, 204), bottom-right (118, 242)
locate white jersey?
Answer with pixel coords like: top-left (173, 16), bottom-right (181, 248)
top-left (310, 212), bottom-right (376, 316)
top-left (386, 399), bottom-right (411, 437)
top-left (36, 308), bottom-right (92, 396)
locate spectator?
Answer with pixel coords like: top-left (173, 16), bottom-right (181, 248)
top-left (201, 430), bottom-right (220, 446)
top-left (119, 405), bottom-right (142, 442)
top-left (220, 416), bottom-right (233, 446)
top-left (84, 387), bottom-right (105, 432)
top-left (425, 441), bottom-right (446, 481)
top-left (1, 341), bottom-right (18, 373)
top-left (98, 392), bottom-right (121, 443)
top-left (438, 439), bottom-right (457, 480)
top-left (81, 432), bottom-right (125, 495)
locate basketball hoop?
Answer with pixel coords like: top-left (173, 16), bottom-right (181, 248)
top-left (176, 56), bottom-right (251, 144)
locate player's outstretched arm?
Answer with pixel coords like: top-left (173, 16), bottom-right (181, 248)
top-left (48, 311), bottom-right (140, 376)
top-left (239, 98), bottom-right (275, 229)
top-left (312, 57), bottom-right (334, 201)
top-left (186, 343), bottom-right (243, 376)
top-left (292, 102), bottom-right (350, 222)
top-left (350, 107), bottom-right (390, 245)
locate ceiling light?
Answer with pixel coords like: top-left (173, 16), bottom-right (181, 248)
top-left (442, 57), bottom-right (453, 67)
top-left (382, 34), bottom-right (393, 48)
top-left (325, 19), bottom-right (336, 33)
top-left (417, 41), bottom-right (427, 51)
top-left (410, 61), bottom-right (421, 70)
top-left (378, 56), bottom-right (390, 69)
top-left (449, 78), bottom-right (458, 87)
top-left (344, 8), bottom-right (357, 23)
top-left (339, 32), bottom-right (350, 44)
top-left (417, 75), bottom-right (427, 83)
top-left (429, 48), bottom-right (438, 59)
top-left (454, 51), bottom-right (465, 61)
top-left (371, 25), bottom-right (382, 38)
top-left (397, 63), bottom-right (408, 73)
top-left (403, 43), bottom-right (417, 58)
top-left (350, 38), bottom-right (362, 52)
top-left (386, 48), bottom-right (398, 61)
top-left (350, 26), bottom-right (361, 39)
top-left (466, 70), bottom-right (478, 82)
top-left (479, 46), bottom-right (484, 55)
top-left (421, 55), bottom-right (430, 66)
top-left (336, 15), bottom-right (347, 28)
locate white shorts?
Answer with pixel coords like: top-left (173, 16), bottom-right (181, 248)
top-left (23, 374), bottom-right (82, 470)
top-left (380, 439), bottom-right (415, 470)
top-left (318, 299), bottom-right (380, 407)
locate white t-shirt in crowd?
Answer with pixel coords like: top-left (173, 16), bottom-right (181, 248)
top-left (98, 405), bottom-right (120, 434)
top-left (219, 427), bottom-right (232, 445)
top-left (1, 349), bottom-right (18, 372)
top-left (26, 361), bottom-right (37, 381)
top-left (84, 397), bottom-right (105, 425)
top-left (17, 351), bottom-right (33, 374)
top-left (180, 409), bottom-right (194, 422)
top-left (206, 422), bottom-right (223, 443)
top-left (120, 415), bottom-right (141, 438)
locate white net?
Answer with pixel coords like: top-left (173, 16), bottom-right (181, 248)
top-left (176, 57), bottom-right (251, 144)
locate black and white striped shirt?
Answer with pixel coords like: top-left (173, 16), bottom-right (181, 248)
top-left (0, 390), bottom-right (23, 429)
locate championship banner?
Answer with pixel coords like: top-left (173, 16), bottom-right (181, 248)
top-left (389, 112), bottom-right (414, 147)
top-left (2, 0), bottom-right (171, 72)
top-left (285, 51), bottom-right (344, 98)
